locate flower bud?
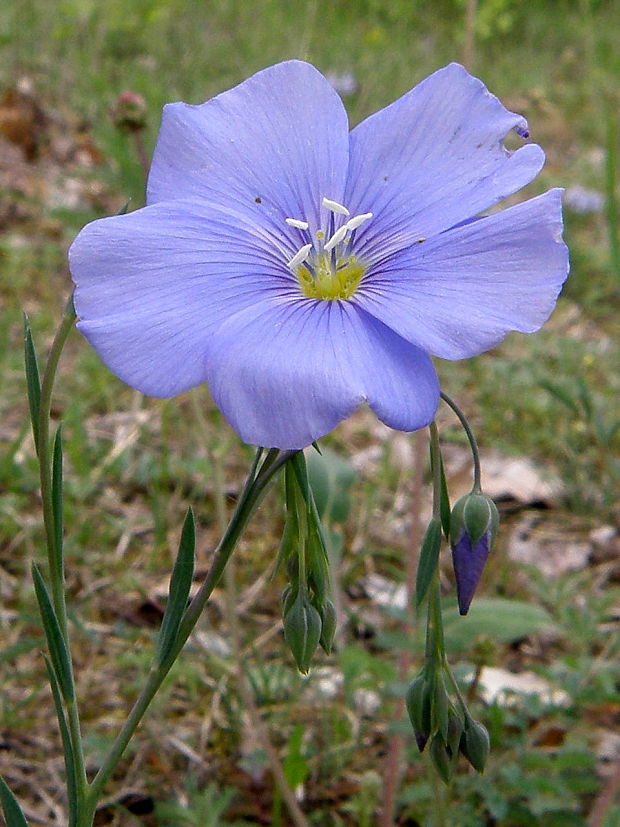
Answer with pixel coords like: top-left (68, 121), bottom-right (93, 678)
top-left (449, 492), bottom-right (499, 615)
top-left (283, 593), bottom-right (322, 674)
top-left (110, 90), bottom-right (147, 132)
top-left (406, 673), bottom-right (432, 752)
top-left (459, 715), bottom-right (490, 773)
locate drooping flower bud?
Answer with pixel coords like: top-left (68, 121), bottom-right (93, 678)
top-left (283, 592), bottom-right (322, 674)
top-left (449, 491), bottom-right (499, 615)
top-left (406, 673), bottom-right (432, 752)
top-left (459, 714), bottom-right (490, 773)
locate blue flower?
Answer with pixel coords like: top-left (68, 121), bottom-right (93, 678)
top-left (69, 61), bottom-right (569, 450)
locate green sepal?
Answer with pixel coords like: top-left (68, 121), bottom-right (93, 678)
top-left (51, 426), bottom-right (64, 572)
top-left (460, 714), bottom-right (490, 773)
top-left (43, 655), bottom-right (78, 822)
top-left (156, 508), bottom-right (196, 665)
top-left (429, 732), bottom-right (453, 784)
top-left (31, 563), bottom-right (74, 703)
top-left (283, 593), bottom-right (322, 674)
top-left (450, 493), bottom-right (499, 548)
top-left (415, 519), bottom-right (442, 607)
top-left (23, 313), bottom-right (41, 456)
top-left (431, 674), bottom-right (450, 742)
top-left (317, 598), bottom-right (337, 654)
top-left (0, 774), bottom-right (29, 827)
top-left (446, 705), bottom-right (465, 757)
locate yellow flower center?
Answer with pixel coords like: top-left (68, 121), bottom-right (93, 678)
top-left (296, 252), bottom-right (366, 300)
top-left (284, 197), bottom-right (372, 302)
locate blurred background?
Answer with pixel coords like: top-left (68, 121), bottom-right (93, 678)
top-left (0, 1), bottom-right (618, 825)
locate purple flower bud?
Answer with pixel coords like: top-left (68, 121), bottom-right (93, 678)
top-left (450, 492), bottom-right (499, 615)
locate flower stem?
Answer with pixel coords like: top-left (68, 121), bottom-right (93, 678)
top-left (83, 448), bottom-right (296, 821)
top-left (36, 294), bottom-right (89, 810)
top-left (439, 391), bottom-right (482, 491)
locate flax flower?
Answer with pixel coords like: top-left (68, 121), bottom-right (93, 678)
top-left (69, 61), bottom-right (568, 449)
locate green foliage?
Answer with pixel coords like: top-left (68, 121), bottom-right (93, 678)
top-left (156, 779), bottom-right (253, 826)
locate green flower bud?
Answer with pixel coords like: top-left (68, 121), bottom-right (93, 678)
top-left (283, 593), bottom-right (322, 674)
top-left (406, 673), bottom-right (432, 752)
top-left (449, 491), bottom-right (499, 615)
top-left (459, 715), bottom-right (490, 773)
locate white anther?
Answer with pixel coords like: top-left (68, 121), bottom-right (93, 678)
top-left (286, 243), bottom-right (313, 270)
top-left (322, 197), bottom-right (350, 216)
top-left (285, 218), bottom-right (309, 230)
top-left (323, 224), bottom-right (348, 252)
top-left (345, 212), bottom-right (373, 232)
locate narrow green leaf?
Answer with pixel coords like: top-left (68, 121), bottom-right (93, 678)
top-left (23, 313), bottom-right (41, 455)
top-left (0, 774), bottom-right (29, 826)
top-left (538, 379), bottom-right (579, 414)
top-left (157, 508), bottom-right (196, 664)
top-left (51, 426), bottom-right (64, 571)
top-left (43, 656), bottom-right (78, 822)
top-left (31, 564), bottom-right (74, 702)
top-left (438, 453), bottom-right (451, 541)
top-left (415, 519), bottom-right (442, 607)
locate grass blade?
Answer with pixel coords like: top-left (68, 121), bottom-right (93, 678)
top-left (31, 563), bottom-right (74, 703)
top-left (23, 313), bottom-right (41, 455)
top-left (157, 508), bottom-right (196, 664)
top-left (43, 656), bottom-right (78, 823)
top-left (0, 773), bottom-right (29, 826)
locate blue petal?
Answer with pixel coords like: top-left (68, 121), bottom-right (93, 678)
top-left (147, 61), bottom-right (349, 237)
top-left (203, 300), bottom-right (440, 449)
top-left (344, 63), bottom-right (544, 260)
top-left (452, 532), bottom-right (490, 615)
top-left (354, 190), bottom-right (569, 359)
top-left (69, 199), bottom-right (300, 397)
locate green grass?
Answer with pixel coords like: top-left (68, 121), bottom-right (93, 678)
top-left (0, 0), bottom-right (619, 824)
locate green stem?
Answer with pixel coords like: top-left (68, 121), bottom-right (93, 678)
top-left (425, 423), bottom-right (446, 666)
top-left (36, 294), bottom-right (88, 809)
top-left (83, 448), bottom-right (297, 820)
top-left (439, 391), bottom-right (482, 491)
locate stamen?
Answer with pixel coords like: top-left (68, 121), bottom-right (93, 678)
top-left (286, 243), bottom-right (313, 270)
top-left (322, 197), bottom-right (350, 216)
top-left (285, 218), bottom-right (309, 230)
top-left (324, 224), bottom-right (348, 252)
top-left (345, 212), bottom-right (373, 232)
